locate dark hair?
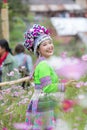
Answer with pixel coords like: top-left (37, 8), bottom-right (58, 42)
top-left (0, 39), bottom-right (13, 54)
top-left (15, 44), bottom-right (25, 54)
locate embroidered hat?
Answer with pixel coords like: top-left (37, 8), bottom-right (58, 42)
top-left (24, 24), bottom-right (52, 54)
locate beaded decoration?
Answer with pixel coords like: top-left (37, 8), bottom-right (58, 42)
top-left (24, 24), bottom-right (50, 53)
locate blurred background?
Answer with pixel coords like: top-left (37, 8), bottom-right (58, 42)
top-left (0, 0), bottom-right (87, 57)
top-left (0, 1), bottom-right (87, 130)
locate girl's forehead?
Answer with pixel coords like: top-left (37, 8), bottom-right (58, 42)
top-left (41, 39), bottom-right (52, 44)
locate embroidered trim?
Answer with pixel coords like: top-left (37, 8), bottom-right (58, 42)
top-left (35, 76), bottom-right (52, 89)
top-left (58, 83), bottom-right (65, 92)
top-left (32, 100), bottom-right (38, 113)
top-left (35, 84), bottom-right (42, 89)
top-left (40, 76), bottom-right (52, 88)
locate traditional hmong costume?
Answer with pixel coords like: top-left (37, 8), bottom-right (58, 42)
top-left (24, 24), bottom-right (65, 130)
top-left (26, 57), bottom-right (64, 130)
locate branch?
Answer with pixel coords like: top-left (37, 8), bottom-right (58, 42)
top-left (0, 76), bottom-right (30, 87)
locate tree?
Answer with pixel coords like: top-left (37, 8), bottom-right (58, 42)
top-left (0, 0), bottom-right (29, 43)
top-left (8, 0), bottom-right (29, 16)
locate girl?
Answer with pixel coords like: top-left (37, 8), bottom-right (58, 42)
top-left (24, 24), bottom-right (70, 130)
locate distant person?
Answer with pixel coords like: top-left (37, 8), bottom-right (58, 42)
top-left (14, 44), bottom-right (33, 88)
top-left (14, 44), bottom-right (33, 76)
top-left (0, 39), bottom-right (19, 82)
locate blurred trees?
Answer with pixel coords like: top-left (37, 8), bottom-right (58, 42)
top-left (0, 0), bottom-right (84, 58)
top-left (0, 0), bottom-right (29, 16)
top-left (0, 0), bottom-right (29, 44)
top-left (7, 0), bottom-right (29, 30)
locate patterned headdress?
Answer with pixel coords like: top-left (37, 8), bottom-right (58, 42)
top-left (24, 24), bottom-right (52, 54)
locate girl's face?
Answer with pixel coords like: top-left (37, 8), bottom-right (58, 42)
top-left (38, 39), bottom-right (54, 58)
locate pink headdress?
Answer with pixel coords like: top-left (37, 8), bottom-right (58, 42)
top-left (24, 24), bottom-right (52, 54)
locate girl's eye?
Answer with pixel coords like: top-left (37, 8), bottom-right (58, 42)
top-left (48, 41), bottom-right (53, 44)
top-left (43, 44), bottom-right (47, 46)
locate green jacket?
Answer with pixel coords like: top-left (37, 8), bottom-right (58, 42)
top-left (34, 59), bottom-right (59, 93)
top-left (2, 53), bottom-right (19, 82)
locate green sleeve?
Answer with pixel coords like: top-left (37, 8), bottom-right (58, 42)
top-left (43, 83), bottom-right (58, 93)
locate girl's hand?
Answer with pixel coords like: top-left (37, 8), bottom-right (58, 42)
top-left (65, 80), bottom-right (77, 87)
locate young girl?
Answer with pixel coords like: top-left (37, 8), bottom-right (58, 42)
top-left (24, 24), bottom-right (68, 130)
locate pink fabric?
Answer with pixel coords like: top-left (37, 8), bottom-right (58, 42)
top-left (0, 52), bottom-right (8, 66)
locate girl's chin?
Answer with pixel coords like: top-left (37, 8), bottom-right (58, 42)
top-left (46, 53), bottom-right (53, 58)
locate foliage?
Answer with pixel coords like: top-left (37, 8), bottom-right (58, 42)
top-left (63, 83), bottom-right (87, 130)
top-left (0, 0), bottom-right (29, 20)
top-left (8, 0), bottom-right (29, 45)
top-left (1, 76), bottom-right (87, 130)
top-left (9, 17), bottom-right (26, 48)
top-left (0, 0), bottom-right (30, 46)
top-left (8, 0), bottom-right (28, 16)
top-left (0, 85), bottom-right (34, 130)
top-left (0, 1), bottom-right (3, 9)
top-left (53, 37), bottom-right (86, 57)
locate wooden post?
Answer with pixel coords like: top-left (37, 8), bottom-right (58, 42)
top-left (1, 0), bottom-right (9, 41)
